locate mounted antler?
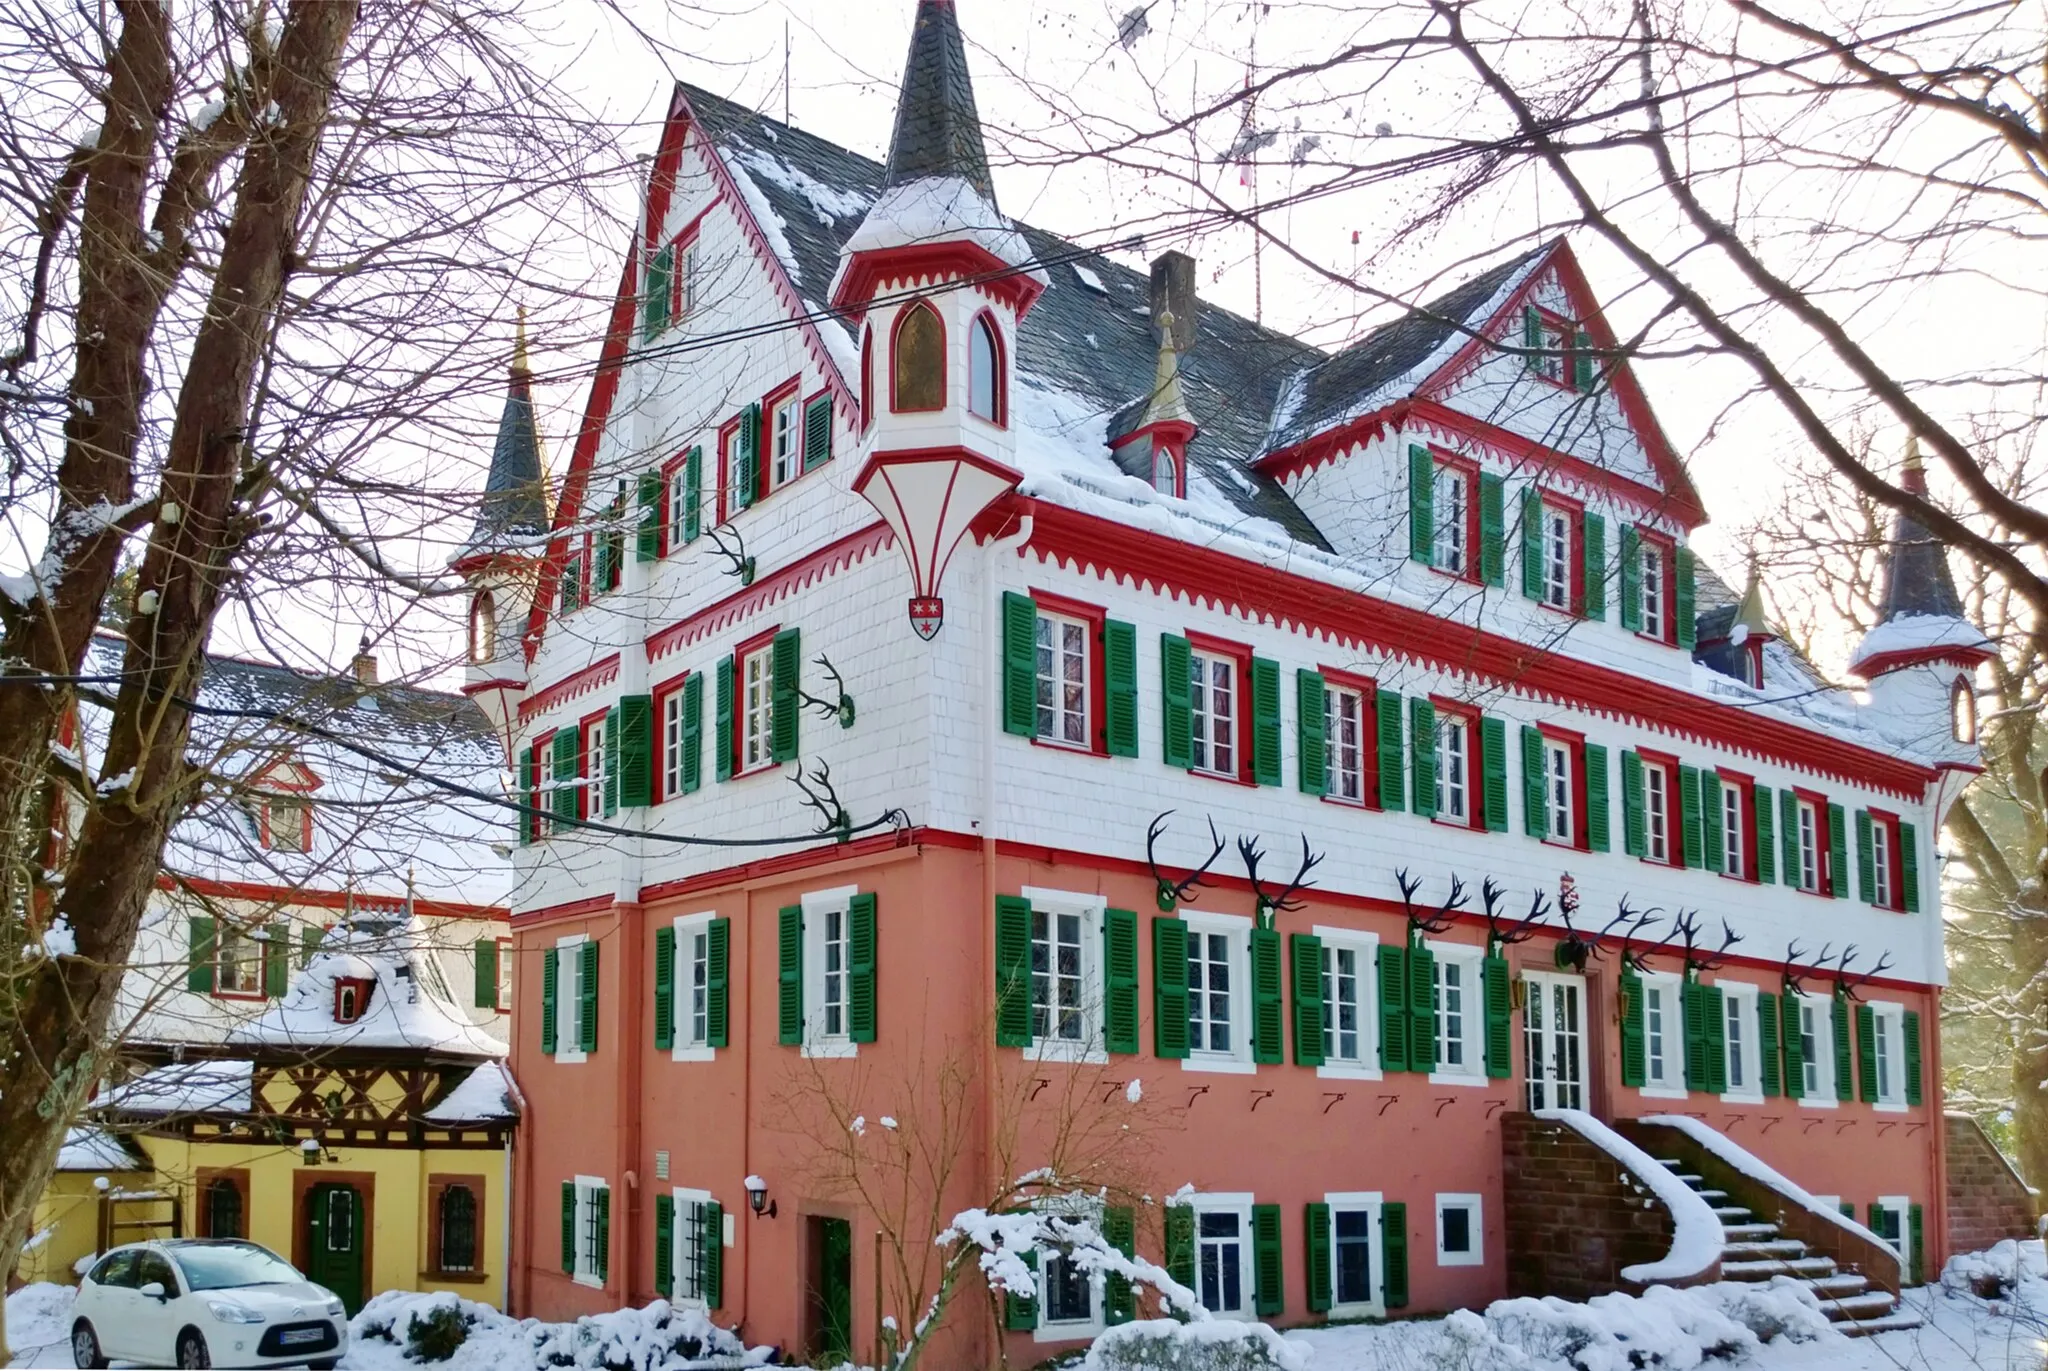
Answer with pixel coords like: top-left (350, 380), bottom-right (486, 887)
top-left (1836, 946), bottom-right (1898, 1002)
top-left (1238, 834), bottom-right (1323, 922)
top-left (1609, 900), bottom-right (1663, 972)
top-left (1672, 910), bottom-right (1743, 974)
top-left (1146, 812), bottom-right (1226, 912)
top-left (786, 759), bottom-right (850, 840)
top-left (1396, 868), bottom-right (1468, 937)
top-left (705, 523), bottom-right (756, 585)
top-left (1479, 878), bottom-right (1544, 952)
top-left (795, 654), bottom-right (857, 729)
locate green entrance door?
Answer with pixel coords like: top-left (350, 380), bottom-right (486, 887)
top-left (305, 1183), bottom-right (366, 1315)
top-left (807, 1215), bottom-right (852, 1364)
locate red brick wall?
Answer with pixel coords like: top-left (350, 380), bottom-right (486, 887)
top-left (1946, 1113), bottom-right (2036, 1255)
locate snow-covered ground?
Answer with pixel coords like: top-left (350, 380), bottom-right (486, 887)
top-left (10, 1241), bottom-right (2048, 1369)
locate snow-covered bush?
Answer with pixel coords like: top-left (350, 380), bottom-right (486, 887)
top-left (1694, 1278), bottom-right (1832, 1345)
top-left (1082, 1318), bottom-right (1309, 1371)
top-left (1483, 1286), bottom-right (1759, 1371)
top-left (347, 1292), bottom-right (761, 1370)
top-left (407, 1296), bottom-right (469, 1360)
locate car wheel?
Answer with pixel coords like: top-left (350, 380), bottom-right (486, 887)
top-left (176, 1328), bottom-right (212, 1369)
top-left (309, 1361), bottom-right (339, 1370)
top-left (70, 1320), bottom-right (106, 1370)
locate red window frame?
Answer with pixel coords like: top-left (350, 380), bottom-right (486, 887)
top-left (1528, 307), bottom-right (1581, 391)
top-left (1533, 488), bottom-right (1587, 617)
top-left (1427, 449), bottom-right (1484, 584)
top-left (530, 728), bottom-right (557, 841)
top-left (1428, 695), bottom-right (1483, 830)
top-left (1318, 667), bottom-right (1379, 809)
top-left (333, 976), bottom-right (375, 1023)
top-left (1537, 723), bottom-right (1589, 850)
top-left (1634, 528), bottom-right (1677, 645)
top-left (1637, 747), bottom-right (1681, 866)
top-left (760, 376), bottom-right (803, 497)
top-left (257, 795), bottom-right (313, 852)
top-left (1715, 769), bottom-right (1758, 883)
top-left (578, 706), bottom-right (610, 822)
top-left (493, 936), bottom-right (513, 1013)
top-left (715, 416), bottom-right (742, 525)
top-left (1029, 589), bottom-right (1110, 758)
top-left (890, 300), bottom-right (947, 414)
top-left (967, 309), bottom-right (1008, 429)
top-left (666, 215), bottom-right (705, 322)
top-left (1868, 805), bottom-right (1905, 911)
top-left (1791, 787), bottom-right (1829, 896)
top-left (652, 669), bottom-right (692, 803)
top-left (1184, 629), bottom-right (1256, 786)
top-left (731, 625), bottom-right (781, 778)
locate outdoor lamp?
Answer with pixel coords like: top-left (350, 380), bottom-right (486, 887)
top-left (744, 1174), bottom-right (775, 1218)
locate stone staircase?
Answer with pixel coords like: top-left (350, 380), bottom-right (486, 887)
top-left (1652, 1156), bottom-right (1922, 1337)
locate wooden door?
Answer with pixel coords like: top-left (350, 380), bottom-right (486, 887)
top-left (305, 1183), bottom-right (366, 1314)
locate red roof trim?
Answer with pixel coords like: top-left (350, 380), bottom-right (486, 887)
top-left (645, 521), bottom-right (895, 663)
top-left (1849, 646), bottom-right (1996, 681)
top-left (160, 874), bottom-right (507, 923)
top-left (517, 653), bottom-right (621, 724)
top-left (832, 242), bottom-right (1046, 323)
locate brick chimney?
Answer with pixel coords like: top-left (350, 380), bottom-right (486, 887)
top-left (351, 634), bottom-right (378, 686)
top-left (1150, 250), bottom-right (1197, 353)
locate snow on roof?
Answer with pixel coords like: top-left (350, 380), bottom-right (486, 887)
top-left (1849, 611), bottom-right (1993, 672)
top-left (55, 1126), bottom-right (149, 1172)
top-left (227, 918), bottom-right (505, 1058)
top-left (98, 1059), bottom-right (254, 1116)
top-left (421, 1060), bottom-right (521, 1123)
top-left (1533, 1109), bottom-right (1724, 1285)
top-left (832, 175), bottom-right (1047, 294)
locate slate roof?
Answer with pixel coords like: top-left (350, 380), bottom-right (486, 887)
top-left (1877, 493), bottom-right (1967, 622)
top-left (882, 0), bottom-right (995, 203)
top-left (460, 354), bottom-right (548, 560)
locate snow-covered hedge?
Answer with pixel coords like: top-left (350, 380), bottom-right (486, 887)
top-left (1081, 1318), bottom-right (1309, 1370)
top-left (348, 1291), bottom-right (768, 1370)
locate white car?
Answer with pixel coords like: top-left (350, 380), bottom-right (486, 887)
top-left (71, 1239), bottom-right (349, 1369)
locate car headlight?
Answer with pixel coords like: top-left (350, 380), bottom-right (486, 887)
top-left (326, 1299), bottom-right (345, 1317)
top-left (206, 1301), bottom-right (267, 1325)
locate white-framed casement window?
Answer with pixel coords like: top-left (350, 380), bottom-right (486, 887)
top-left (1640, 972), bottom-right (1687, 1098)
top-left (1796, 994), bottom-right (1835, 1105)
top-left (555, 933), bottom-right (588, 1065)
top-left (1034, 610), bottom-right (1091, 749)
top-left (1323, 1192), bottom-right (1386, 1317)
top-left (1540, 502), bottom-right (1574, 610)
top-left (1870, 815), bottom-right (1895, 910)
top-left (1638, 539), bottom-right (1666, 641)
top-left (672, 912), bottom-right (718, 1062)
top-left (1151, 447), bottom-right (1180, 497)
top-left (1871, 1197), bottom-right (1913, 1266)
top-left (739, 641), bottom-right (775, 774)
top-left (672, 237), bottom-right (701, 324)
top-left (1871, 1001), bottom-right (1906, 1109)
top-left (1432, 463), bottom-right (1470, 575)
top-left (214, 924), bottom-right (263, 996)
top-left (1429, 941), bottom-right (1487, 1085)
top-left (1323, 682), bottom-right (1368, 805)
top-left (1023, 887), bottom-right (1106, 1062)
top-left (584, 714), bottom-right (608, 815)
top-left (1183, 911), bottom-right (1253, 1073)
top-left (1719, 778), bottom-right (1745, 878)
top-left (572, 1176), bottom-right (608, 1287)
top-left (1644, 759), bottom-right (1674, 864)
top-left (1796, 797), bottom-right (1822, 893)
top-left (1031, 1196), bottom-right (1107, 1342)
top-left (801, 886), bottom-right (858, 1058)
top-left (667, 459), bottom-right (696, 549)
top-left (661, 684), bottom-right (688, 799)
top-left (1543, 736), bottom-right (1575, 844)
top-left (1188, 647), bottom-right (1239, 779)
top-left (1190, 1193), bottom-right (1254, 1317)
top-left (668, 1187), bottom-right (717, 1305)
top-left (767, 390), bottom-right (801, 491)
top-left (1435, 1194), bottom-right (1483, 1268)
top-left (1434, 712), bottom-right (1472, 824)
top-left (1315, 926), bottom-right (1380, 1079)
top-left (1719, 982), bottom-right (1763, 1103)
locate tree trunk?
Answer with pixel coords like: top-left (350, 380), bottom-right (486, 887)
top-left (2010, 898), bottom-right (2048, 1192)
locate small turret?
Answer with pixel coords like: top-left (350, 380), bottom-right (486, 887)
top-left (1109, 308), bottom-right (1198, 497)
top-left (1694, 556), bottom-right (1773, 688)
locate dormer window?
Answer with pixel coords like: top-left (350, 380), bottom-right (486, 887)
top-left (1521, 305), bottom-right (1595, 393)
top-left (892, 302), bottom-right (945, 412)
top-left (1151, 446), bottom-right (1181, 498)
top-left (468, 590), bottom-right (496, 663)
top-left (333, 977), bottom-right (375, 1024)
top-left (261, 795), bottom-right (310, 852)
top-left (969, 313), bottom-right (1004, 424)
top-left (1952, 678), bottom-right (1977, 743)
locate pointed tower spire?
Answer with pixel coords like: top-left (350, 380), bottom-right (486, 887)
top-left (456, 313), bottom-right (549, 563)
top-left (1874, 434), bottom-right (1967, 624)
top-left (1137, 309), bottom-right (1195, 430)
top-left (882, 0), bottom-right (995, 203)
top-left (1732, 554), bottom-right (1769, 639)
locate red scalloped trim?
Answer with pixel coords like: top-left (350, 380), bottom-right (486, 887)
top-left (645, 521), bottom-right (895, 662)
top-left (518, 653), bottom-right (621, 723)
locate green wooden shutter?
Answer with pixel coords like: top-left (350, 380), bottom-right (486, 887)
top-left (642, 244), bottom-right (672, 340)
top-left (1484, 954), bottom-right (1513, 1079)
top-left (1780, 789), bottom-right (1800, 887)
top-left (1701, 771), bottom-right (1723, 873)
top-left (778, 905), bottom-right (803, 1046)
top-left (1382, 1202), bottom-right (1409, 1308)
top-left (552, 728), bottom-right (579, 823)
top-left (1904, 1010), bottom-right (1923, 1106)
top-left (736, 403), bottom-right (760, 510)
top-left (187, 916), bottom-right (217, 993)
top-left (1154, 916), bottom-right (1191, 1059)
top-left (1901, 821), bottom-right (1922, 911)
top-left (561, 1183), bottom-right (576, 1274)
top-left (1520, 488), bottom-right (1543, 601)
top-left (1481, 715), bottom-right (1508, 834)
top-left (1105, 619), bottom-right (1139, 757)
top-left (1909, 1203), bottom-right (1924, 1286)
top-left (1619, 969), bottom-right (1645, 1087)
top-left (1409, 943), bottom-right (1437, 1070)
top-left (1251, 656), bottom-right (1282, 786)
top-left (520, 744), bottom-right (538, 844)
top-left (1522, 305), bottom-right (1543, 370)
top-left (1754, 784), bottom-right (1776, 885)
top-left (1581, 512), bottom-right (1606, 620)
top-left (262, 923), bottom-right (289, 998)
top-left (706, 918), bottom-right (730, 1048)
top-left (595, 1186), bottom-right (611, 1283)
top-left (770, 628), bottom-right (801, 764)
top-left (1621, 750), bottom-right (1645, 857)
top-left (560, 553), bottom-right (582, 615)
top-left (1165, 1205), bottom-right (1196, 1292)
top-left (1678, 764), bottom-right (1702, 869)
top-left (1004, 1249), bottom-right (1039, 1330)
top-left (1828, 803), bottom-right (1848, 899)
top-left (1857, 1002), bottom-right (1878, 1102)
top-left (1160, 633), bottom-right (1194, 769)
top-left (1104, 908), bottom-right (1140, 1054)
top-left (594, 518), bottom-right (616, 596)
top-left (618, 695), bottom-right (653, 808)
top-left (1520, 724), bottom-right (1546, 839)
top-left (1479, 472), bottom-right (1505, 586)
top-left (299, 924), bottom-right (321, 969)
top-left (636, 471), bottom-right (662, 562)
top-left (1378, 942), bottom-right (1411, 1072)
top-left (1619, 526), bottom-right (1642, 632)
top-left (603, 705), bottom-right (622, 818)
top-left (1675, 547), bottom-right (1697, 650)
top-left (682, 446), bottom-right (703, 544)
top-left (702, 1201), bottom-right (724, 1307)
top-left (579, 939), bottom-right (599, 1053)
top-left (1251, 927), bottom-right (1284, 1065)
top-left (714, 656), bottom-right (734, 782)
top-left (1001, 592), bottom-right (1037, 737)
top-left (803, 394), bottom-right (832, 471)
top-left (1681, 980), bottom-right (1707, 1091)
top-left (1408, 445), bottom-right (1434, 564)
top-left (1758, 993), bottom-right (1782, 1097)
top-left (475, 939), bottom-right (499, 1010)
top-left (994, 896), bottom-right (1032, 1047)
top-left (681, 673), bottom-right (704, 794)
top-left (1833, 993), bottom-right (1854, 1101)
top-left (1574, 330), bottom-right (1596, 393)
top-left (1409, 697), bottom-right (1437, 819)
top-left (1703, 984), bottom-right (1727, 1094)
top-left (1253, 1203), bottom-right (1284, 1317)
top-left (1305, 1202), bottom-right (1332, 1313)
top-left (653, 925), bottom-right (676, 1051)
top-left (1104, 1208), bottom-right (1136, 1324)
top-left (1292, 933), bottom-right (1325, 1067)
top-left (541, 946), bottom-right (558, 1055)
top-left (1856, 810), bottom-right (1875, 902)
top-left (1783, 991), bottom-right (1805, 1100)
top-left (1297, 669), bottom-right (1327, 796)
top-left (848, 893), bottom-right (877, 1044)
top-left (1585, 743), bottom-right (1610, 852)
top-left (1376, 689), bottom-right (1405, 812)
top-left (654, 1194), bottom-right (674, 1297)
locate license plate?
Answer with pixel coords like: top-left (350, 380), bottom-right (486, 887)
top-left (279, 1329), bottom-right (325, 1346)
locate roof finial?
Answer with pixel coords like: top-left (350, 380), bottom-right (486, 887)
top-left (1734, 552), bottom-right (1769, 637)
top-left (1138, 307), bottom-right (1195, 430)
top-left (512, 305), bottom-right (532, 379)
top-left (881, 0), bottom-right (995, 202)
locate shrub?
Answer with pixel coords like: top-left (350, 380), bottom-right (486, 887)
top-left (1084, 1319), bottom-right (1308, 1371)
top-left (403, 1301), bottom-right (469, 1362)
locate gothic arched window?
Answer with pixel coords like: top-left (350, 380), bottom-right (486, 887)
top-left (1953, 677), bottom-right (1977, 743)
top-left (468, 591), bottom-right (496, 663)
top-left (860, 326), bottom-right (875, 432)
top-left (968, 313), bottom-right (1004, 424)
top-left (1151, 446), bottom-right (1181, 498)
top-left (892, 302), bottom-right (945, 413)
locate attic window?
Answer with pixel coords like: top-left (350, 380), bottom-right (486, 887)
top-left (1521, 306), bottom-right (1595, 393)
top-left (260, 795), bottom-right (311, 852)
top-left (334, 977), bottom-right (375, 1025)
top-left (1151, 446), bottom-right (1182, 498)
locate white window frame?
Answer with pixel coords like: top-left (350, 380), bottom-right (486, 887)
top-left (1021, 887), bottom-right (1107, 1064)
top-left (1187, 647), bottom-right (1239, 780)
top-left (572, 1175), bottom-right (607, 1288)
top-left (1428, 941), bottom-right (1487, 1086)
top-left (1150, 446), bottom-right (1179, 497)
top-left (1435, 1193), bottom-right (1483, 1268)
top-left (215, 923), bottom-right (262, 996)
top-left (1534, 317), bottom-right (1570, 383)
top-left (661, 686), bottom-right (687, 800)
top-left (1871, 1001), bottom-right (1907, 1111)
top-left (554, 933), bottom-right (588, 1065)
top-left (1719, 780), bottom-right (1744, 878)
top-left (1796, 993), bottom-right (1836, 1107)
top-left (1323, 1191), bottom-right (1387, 1318)
top-left (1181, 911), bottom-right (1254, 1074)
top-left (1313, 925), bottom-right (1380, 1081)
top-left (667, 462), bottom-right (695, 549)
top-left (1718, 982), bottom-right (1764, 1104)
top-left (669, 1185), bottom-right (715, 1307)
top-left (1543, 737), bottom-right (1575, 844)
top-left (740, 643), bottom-right (775, 774)
top-left (1033, 610), bottom-right (1092, 750)
top-left (1522, 968), bottom-right (1588, 1111)
top-left (1323, 682), bottom-right (1367, 806)
top-left (1031, 1195), bottom-right (1107, 1342)
top-left (585, 715), bottom-right (608, 815)
top-left (1871, 816), bottom-right (1895, 910)
top-left (1188, 1192), bottom-right (1255, 1318)
top-left (1541, 503), bottom-right (1573, 610)
top-left (1644, 760), bottom-right (1673, 864)
top-left (800, 885), bottom-right (859, 1058)
top-left (676, 238), bottom-right (701, 323)
top-left (672, 912), bottom-right (718, 1062)
top-left (1434, 713), bottom-right (1471, 824)
top-left (1873, 1195), bottom-right (1912, 1265)
top-left (1432, 463), bottom-right (1469, 574)
top-left (1796, 798), bottom-right (1821, 893)
top-left (1639, 540), bottom-right (1665, 641)
top-left (768, 393), bottom-right (801, 490)
top-left (1639, 971), bottom-right (1687, 1099)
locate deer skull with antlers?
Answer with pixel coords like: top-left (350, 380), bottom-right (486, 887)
top-left (1146, 812), bottom-right (1226, 912)
top-left (1238, 834), bottom-right (1323, 925)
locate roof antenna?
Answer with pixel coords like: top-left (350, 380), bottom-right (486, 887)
top-left (784, 20), bottom-right (791, 126)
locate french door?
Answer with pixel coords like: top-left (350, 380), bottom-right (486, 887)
top-left (1523, 971), bottom-right (1586, 1111)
